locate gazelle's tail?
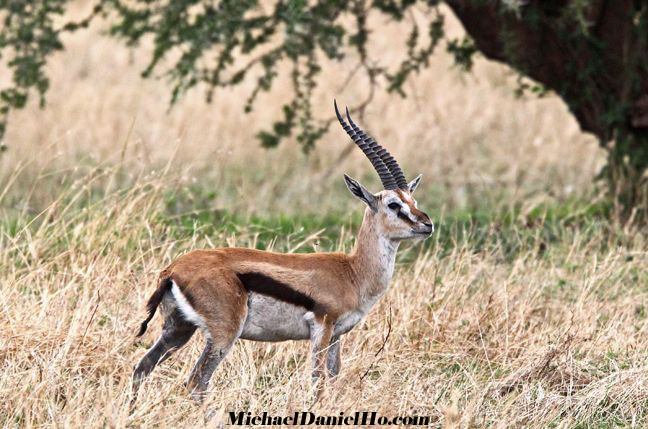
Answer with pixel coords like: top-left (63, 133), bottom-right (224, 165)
top-left (136, 277), bottom-right (173, 337)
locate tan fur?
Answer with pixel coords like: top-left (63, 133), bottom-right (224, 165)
top-left (134, 185), bottom-right (432, 399)
top-left (162, 248), bottom-right (359, 320)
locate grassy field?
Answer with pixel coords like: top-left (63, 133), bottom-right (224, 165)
top-left (2, 3), bottom-right (648, 428)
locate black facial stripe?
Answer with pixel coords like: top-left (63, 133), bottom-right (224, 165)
top-left (237, 272), bottom-right (320, 312)
top-left (397, 210), bottom-right (415, 225)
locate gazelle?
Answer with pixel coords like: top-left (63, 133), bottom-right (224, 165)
top-left (133, 101), bottom-right (434, 398)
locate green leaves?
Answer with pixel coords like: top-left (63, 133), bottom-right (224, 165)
top-left (387, 11), bottom-right (445, 96)
top-left (0, 0), bottom-right (454, 152)
top-left (446, 36), bottom-right (477, 71)
top-left (0, 0), bottom-right (69, 140)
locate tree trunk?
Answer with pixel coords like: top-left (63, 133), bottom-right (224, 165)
top-left (445, 0), bottom-right (648, 221)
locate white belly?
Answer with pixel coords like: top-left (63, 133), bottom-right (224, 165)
top-left (239, 293), bottom-right (311, 341)
top-left (333, 311), bottom-right (364, 337)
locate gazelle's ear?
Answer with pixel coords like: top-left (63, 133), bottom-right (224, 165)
top-left (343, 174), bottom-right (377, 211)
top-left (407, 174), bottom-right (422, 194)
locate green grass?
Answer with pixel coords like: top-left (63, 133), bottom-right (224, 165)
top-left (1, 180), bottom-right (619, 265)
top-left (157, 186), bottom-right (618, 264)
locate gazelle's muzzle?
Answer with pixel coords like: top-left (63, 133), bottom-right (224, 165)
top-left (413, 217), bottom-right (434, 236)
top-left (409, 207), bottom-right (433, 236)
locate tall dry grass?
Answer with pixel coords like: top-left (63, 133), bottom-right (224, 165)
top-left (2, 2), bottom-right (646, 428)
top-left (2, 170), bottom-right (647, 427)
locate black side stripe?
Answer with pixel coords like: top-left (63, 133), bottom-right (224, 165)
top-left (237, 272), bottom-right (319, 312)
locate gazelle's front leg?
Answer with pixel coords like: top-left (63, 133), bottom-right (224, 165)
top-left (326, 335), bottom-right (341, 377)
top-left (306, 314), bottom-right (334, 382)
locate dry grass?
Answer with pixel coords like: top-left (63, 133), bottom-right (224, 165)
top-left (1, 3), bottom-right (602, 215)
top-left (2, 2), bottom-right (647, 428)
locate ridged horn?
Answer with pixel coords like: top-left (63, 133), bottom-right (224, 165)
top-left (334, 100), bottom-right (398, 190)
top-left (345, 108), bottom-right (408, 190)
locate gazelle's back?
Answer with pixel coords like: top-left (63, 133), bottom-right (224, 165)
top-left (162, 247), bottom-right (359, 314)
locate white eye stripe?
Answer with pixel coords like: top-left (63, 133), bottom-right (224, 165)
top-left (400, 203), bottom-right (419, 223)
top-left (386, 200), bottom-right (411, 210)
top-left (385, 198), bottom-right (418, 222)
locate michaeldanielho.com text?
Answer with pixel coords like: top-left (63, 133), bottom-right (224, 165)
top-left (229, 411), bottom-right (431, 426)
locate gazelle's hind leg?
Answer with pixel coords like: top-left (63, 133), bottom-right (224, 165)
top-left (186, 335), bottom-right (237, 400)
top-left (185, 272), bottom-right (248, 399)
top-left (133, 305), bottom-right (197, 392)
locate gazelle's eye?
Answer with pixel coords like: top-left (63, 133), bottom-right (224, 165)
top-left (387, 202), bottom-right (401, 211)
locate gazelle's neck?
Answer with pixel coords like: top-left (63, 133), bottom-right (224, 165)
top-left (350, 209), bottom-right (399, 298)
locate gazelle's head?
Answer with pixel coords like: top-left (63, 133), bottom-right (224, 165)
top-left (335, 101), bottom-right (434, 241)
